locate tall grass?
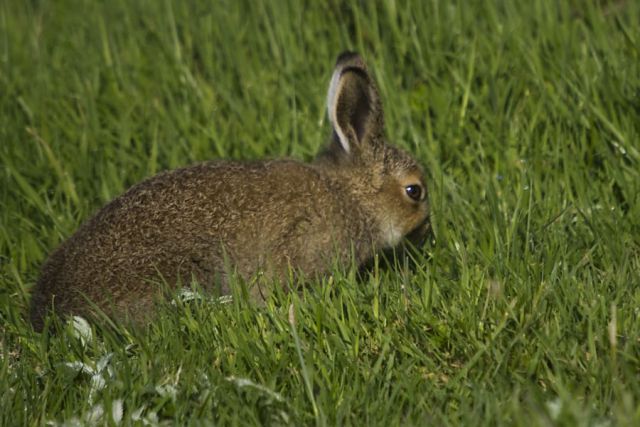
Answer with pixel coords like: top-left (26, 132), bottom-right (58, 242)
top-left (1, 0), bottom-right (639, 424)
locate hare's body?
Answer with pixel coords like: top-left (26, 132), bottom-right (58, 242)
top-left (30, 52), bottom-right (430, 330)
top-left (30, 160), bottom-right (377, 327)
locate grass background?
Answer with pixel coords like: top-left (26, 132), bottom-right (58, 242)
top-left (1, 0), bottom-right (639, 425)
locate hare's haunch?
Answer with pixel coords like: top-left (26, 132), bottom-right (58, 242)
top-left (30, 52), bottom-right (430, 330)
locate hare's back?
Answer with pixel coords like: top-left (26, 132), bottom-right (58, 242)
top-left (32, 159), bottom-right (345, 324)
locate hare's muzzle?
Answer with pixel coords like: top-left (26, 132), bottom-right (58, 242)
top-left (406, 216), bottom-right (432, 247)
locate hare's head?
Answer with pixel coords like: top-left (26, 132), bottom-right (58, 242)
top-left (316, 52), bottom-right (430, 249)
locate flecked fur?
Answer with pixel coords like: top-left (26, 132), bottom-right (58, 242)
top-left (30, 52), bottom-right (430, 330)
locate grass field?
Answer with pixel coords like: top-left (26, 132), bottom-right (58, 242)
top-left (1, 0), bottom-right (639, 425)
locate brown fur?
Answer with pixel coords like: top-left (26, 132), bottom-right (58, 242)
top-left (29, 52), bottom-right (430, 330)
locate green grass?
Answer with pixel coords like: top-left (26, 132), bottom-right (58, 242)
top-left (1, 0), bottom-right (639, 425)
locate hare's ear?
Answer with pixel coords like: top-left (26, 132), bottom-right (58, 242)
top-left (326, 52), bottom-right (384, 155)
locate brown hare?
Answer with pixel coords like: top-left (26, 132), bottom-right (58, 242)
top-left (30, 52), bottom-right (430, 330)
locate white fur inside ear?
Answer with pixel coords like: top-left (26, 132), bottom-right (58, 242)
top-left (326, 69), bottom-right (350, 154)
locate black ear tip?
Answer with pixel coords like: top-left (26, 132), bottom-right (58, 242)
top-left (337, 51), bottom-right (359, 62)
top-left (336, 51), bottom-right (364, 68)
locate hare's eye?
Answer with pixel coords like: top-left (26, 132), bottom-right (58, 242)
top-left (405, 184), bottom-right (422, 201)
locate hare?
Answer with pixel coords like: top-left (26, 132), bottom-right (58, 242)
top-left (29, 52), bottom-right (430, 330)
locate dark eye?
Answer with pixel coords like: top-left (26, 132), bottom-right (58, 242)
top-left (405, 184), bottom-right (422, 201)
